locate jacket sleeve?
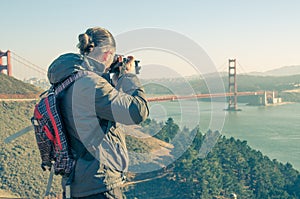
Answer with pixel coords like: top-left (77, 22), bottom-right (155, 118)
top-left (94, 73), bottom-right (149, 125)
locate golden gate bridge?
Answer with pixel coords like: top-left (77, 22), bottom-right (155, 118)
top-left (0, 50), bottom-right (279, 110)
top-left (145, 59), bottom-right (281, 110)
top-left (0, 50), bottom-right (47, 78)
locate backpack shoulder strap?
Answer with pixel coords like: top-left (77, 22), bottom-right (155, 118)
top-left (54, 70), bottom-right (89, 96)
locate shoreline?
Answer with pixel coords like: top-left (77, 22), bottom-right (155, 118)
top-left (246, 101), bottom-right (296, 107)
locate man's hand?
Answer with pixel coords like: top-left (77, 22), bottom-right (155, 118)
top-left (111, 56), bottom-right (135, 86)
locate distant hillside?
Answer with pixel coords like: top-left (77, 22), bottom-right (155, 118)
top-left (263, 65), bottom-right (300, 76)
top-left (0, 73), bottom-right (41, 98)
top-left (143, 73), bottom-right (300, 102)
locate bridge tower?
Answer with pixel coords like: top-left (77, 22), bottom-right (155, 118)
top-left (0, 50), bottom-right (12, 76)
top-left (227, 59), bottom-right (240, 111)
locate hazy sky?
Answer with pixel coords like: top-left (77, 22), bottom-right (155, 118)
top-left (1, 0), bottom-right (300, 79)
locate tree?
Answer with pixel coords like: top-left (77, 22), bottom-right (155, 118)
top-left (154, 118), bottom-right (179, 142)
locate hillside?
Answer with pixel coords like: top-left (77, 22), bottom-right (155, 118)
top-left (1, 101), bottom-right (299, 198)
top-left (0, 189), bottom-right (19, 198)
top-left (0, 101), bottom-right (62, 198)
top-left (0, 101), bottom-right (173, 198)
top-left (0, 73), bottom-right (41, 98)
top-left (125, 120), bottom-right (300, 198)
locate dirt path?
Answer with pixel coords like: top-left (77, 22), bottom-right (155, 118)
top-left (0, 99), bottom-right (37, 102)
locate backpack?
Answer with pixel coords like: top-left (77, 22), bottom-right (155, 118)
top-left (31, 70), bottom-right (87, 176)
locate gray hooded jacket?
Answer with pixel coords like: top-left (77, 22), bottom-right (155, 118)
top-left (47, 53), bottom-right (149, 197)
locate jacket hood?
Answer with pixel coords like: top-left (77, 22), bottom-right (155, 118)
top-left (47, 53), bottom-right (106, 84)
top-left (47, 53), bottom-right (84, 84)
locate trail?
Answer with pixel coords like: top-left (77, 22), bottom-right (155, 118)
top-left (0, 99), bottom-right (37, 102)
top-left (124, 172), bottom-right (169, 186)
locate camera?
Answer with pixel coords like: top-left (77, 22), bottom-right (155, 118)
top-left (109, 54), bottom-right (141, 75)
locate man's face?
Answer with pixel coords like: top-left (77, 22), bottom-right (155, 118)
top-left (105, 50), bottom-right (116, 68)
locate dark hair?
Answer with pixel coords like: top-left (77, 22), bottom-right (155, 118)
top-left (77, 27), bottom-right (116, 55)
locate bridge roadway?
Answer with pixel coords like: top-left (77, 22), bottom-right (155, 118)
top-left (146, 91), bottom-right (265, 102)
top-left (0, 91), bottom-right (266, 102)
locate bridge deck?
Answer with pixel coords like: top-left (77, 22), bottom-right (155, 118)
top-left (147, 91), bottom-right (265, 102)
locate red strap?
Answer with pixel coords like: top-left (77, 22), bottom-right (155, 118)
top-left (43, 125), bottom-right (55, 143)
top-left (45, 97), bottom-right (63, 150)
top-left (34, 104), bottom-right (43, 119)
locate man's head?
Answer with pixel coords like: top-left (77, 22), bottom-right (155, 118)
top-left (77, 27), bottom-right (116, 69)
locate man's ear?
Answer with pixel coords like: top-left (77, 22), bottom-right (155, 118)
top-left (102, 51), bottom-right (111, 61)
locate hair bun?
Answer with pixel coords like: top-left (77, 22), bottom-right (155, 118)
top-left (77, 33), bottom-right (93, 54)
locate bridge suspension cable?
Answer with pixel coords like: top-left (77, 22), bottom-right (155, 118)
top-left (236, 60), bottom-right (251, 74)
top-left (236, 60), bottom-right (260, 86)
top-left (217, 61), bottom-right (228, 72)
top-left (11, 51), bottom-right (47, 75)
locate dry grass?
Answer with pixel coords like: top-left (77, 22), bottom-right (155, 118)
top-left (0, 189), bottom-right (19, 198)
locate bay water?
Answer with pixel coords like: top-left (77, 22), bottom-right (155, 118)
top-left (148, 100), bottom-right (300, 170)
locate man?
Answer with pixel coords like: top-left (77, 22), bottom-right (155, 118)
top-left (47, 27), bottom-right (149, 198)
